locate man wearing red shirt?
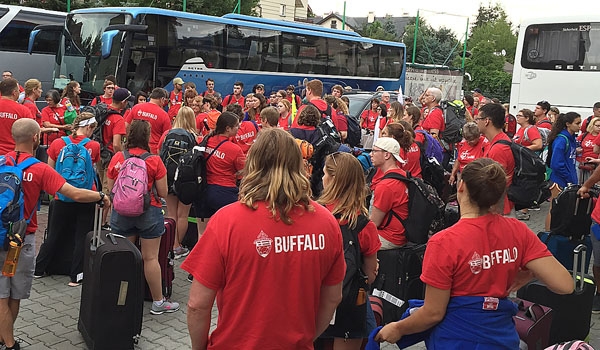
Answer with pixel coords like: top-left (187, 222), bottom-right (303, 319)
top-left (221, 81), bottom-right (245, 108)
top-left (125, 88), bottom-right (171, 154)
top-left (167, 77), bottom-right (184, 120)
top-left (534, 100), bottom-right (552, 130)
top-left (369, 137), bottom-right (409, 249)
top-left (201, 78), bottom-right (216, 98)
top-left (478, 103), bottom-right (515, 215)
top-left (292, 79), bottom-right (329, 128)
top-left (381, 92), bottom-right (391, 110)
top-left (90, 80), bottom-right (115, 106)
top-left (0, 78), bottom-right (34, 155)
top-left (421, 87), bottom-right (445, 139)
top-left (0, 119), bottom-right (110, 350)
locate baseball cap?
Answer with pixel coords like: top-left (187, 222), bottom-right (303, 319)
top-left (256, 83), bottom-right (264, 89)
top-left (173, 77), bottom-right (184, 85)
top-left (373, 137), bottom-right (406, 164)
top-left (376, 85), bottom-right (384, 92)
top-left (113, 88), bottom-right (133, 102)
top-left (472, 88), bottom-right (483, 94)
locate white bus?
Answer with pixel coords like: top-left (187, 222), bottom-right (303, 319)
top-left (0, 5), bottom-right (65, 92)
top-left (510, 17), bottom-right (600, 118)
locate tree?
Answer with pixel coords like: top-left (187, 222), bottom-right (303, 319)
top-left (357, 17), bottom-right (398, 42)
top-left (472, 2), bottom-right (510, 32)
top-left (402, 18), bottom-right (460, 66)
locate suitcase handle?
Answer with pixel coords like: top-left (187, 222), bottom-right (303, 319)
top-left (572, 244), bottom-right (587, 291)
top-left (91, 205), bottom-right (104, 252)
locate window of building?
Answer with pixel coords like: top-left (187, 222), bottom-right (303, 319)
top-left (280, 5), bottom-right (286, 17)
top-left (331, 20), bottom-right (337, 29)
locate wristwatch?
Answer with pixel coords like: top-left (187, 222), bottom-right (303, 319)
top-left (98, 191), bottom-right (106, 204)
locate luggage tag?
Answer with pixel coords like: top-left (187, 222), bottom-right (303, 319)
top-left (372, 288), bottom-right (405, 308)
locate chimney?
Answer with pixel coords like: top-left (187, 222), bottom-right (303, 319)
top-left (367, 11), bottom-right (375, 23)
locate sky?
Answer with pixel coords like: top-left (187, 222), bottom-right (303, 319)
top-left (307, 0), bottom-right (600, 38)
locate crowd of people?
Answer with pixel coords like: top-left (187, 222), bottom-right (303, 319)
top-left (0, 68), bottom-right (596, 350)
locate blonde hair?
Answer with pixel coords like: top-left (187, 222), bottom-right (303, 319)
top-left (278, 99), bottom-right (291, 114)
top-left (24, 79), bottom-right (41, 96)
top-left (173, 106), bottom-right (199, 135)
top-left (587, 117), bottom-right (600, 134)
top-left (318, 153), bottom-right (368, 228)
top-left (335, 97), bottom-right (349, 115)
top-left (239, 128), bottom-right (313, 224)
top-left (73, 112), bottom-right (98, 130)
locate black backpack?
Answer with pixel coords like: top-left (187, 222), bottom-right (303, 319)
top-left (159, 128), bottom-right (197, 190)
top-left (173, 136), bottom-right (227, 205)
top-left (494, 140), bottom-right (550, 208)
top-left (550, 184), bottom-right (600, 240)
top-left (83, 103), bottom-right (122, 168)
top-left (381, 172), bottom-right (445, 244)
top-left (343, 114), bottom-right (361, 147)
top-left (330, 214), bottom-right (370, 334)
top-left (438, 100), bottom-right (466, 145)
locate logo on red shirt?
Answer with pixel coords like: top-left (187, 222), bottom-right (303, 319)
top-left (469, 251), bottom-right (483, 274)
top-left (254, 231), bottom-right (273, 258)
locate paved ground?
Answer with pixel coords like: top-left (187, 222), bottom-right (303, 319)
top-left (9, 202), bottom-right (600, 349)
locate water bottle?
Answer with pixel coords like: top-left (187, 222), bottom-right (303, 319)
top-left (65, 99), bottom-right (74, 112)
top-left (2, 240), bottom-right (22, 277)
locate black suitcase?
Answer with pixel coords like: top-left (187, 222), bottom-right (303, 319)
top-left (78, 206), bottom-right (143, 350)
top-left (517, 244), bottom-right (595, 344)
top-left (372, 244), bottom-right (426, 324)
top-left (550, 184), bottom-right (599, 239)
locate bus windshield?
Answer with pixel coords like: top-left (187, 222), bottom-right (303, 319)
top-left (55, 12), bottom-right (130, 96)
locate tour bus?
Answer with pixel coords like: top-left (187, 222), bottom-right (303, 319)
top-left (0, 5), bottom-right (65, 93)
top-left (31, 7), bottom-right (406, 102)
top-left (510, 17), bottom-right (599, 117)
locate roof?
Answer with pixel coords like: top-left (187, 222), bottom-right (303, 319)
top-left (315, 13), bottom-right (413, 36)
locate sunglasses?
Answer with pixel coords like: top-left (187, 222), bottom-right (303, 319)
top-left (328, 151), bottom-right (342, 167)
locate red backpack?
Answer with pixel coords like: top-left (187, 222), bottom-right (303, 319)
top-left (505, 114), bottom-right (517, 138)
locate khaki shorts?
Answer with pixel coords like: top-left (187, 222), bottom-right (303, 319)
top-left (0, 234), bottom-right (36, 299)
top-left (97, 165), bottom-right (112, 194)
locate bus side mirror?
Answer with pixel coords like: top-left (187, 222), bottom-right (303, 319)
top-left (28, 29), bottom-right (41, 54)
top-left (101, 30), bottom-right (119, 59)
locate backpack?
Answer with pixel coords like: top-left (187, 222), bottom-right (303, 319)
top-left (505, 114), bottom-right (517, 138)
top-left (295, 138), bottom-right (314, 176)
top-left (438, 100), bottom-right (467, 145)
top-left (330, 214), bottom-right (370, 334)
top-left (55, 137), bottom-right (96, 202)
top-left (415, 130), bottom-right (444, 164)
top-left (381, 172), bottom-right (445, 244)
top-left (83, 103), bottom-right (122, 168)
top-left (111, 150), bottom-right (154, 217)
top-left (159, 129), bottom-right (197, 190)
top-left (494, 140), bottom-right (550, 208)
top-left (343, 113), bottom-right (361, 147)
top-left (173, 137), bottom-right (228, 205)
top-left (0, 156), bottom-right (39, 250)
top-left (356, 151), bottom-right (373, 175)
top-left (546, 340), bottom-right (594, 350)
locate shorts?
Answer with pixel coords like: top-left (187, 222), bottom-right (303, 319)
top-left (110, 205), bottom-right (164, 239)
top-left (0, 234), bottom-right (36, 299)
top-left (591, 222), bottom-right (600, 266)
top-left (195, 184), bottom-right (238, 219)
top-left (320, 296), bottom-right (377, 339)
top-left (97, 165), bottom-right (112, 194)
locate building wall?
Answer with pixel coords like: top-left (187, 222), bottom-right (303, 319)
top-left (318, 17), bottom-right (355, 32)
top-left (257, 0), bottom-right (298, 21)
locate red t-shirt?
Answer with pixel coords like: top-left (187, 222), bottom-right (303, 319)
top-left (205, 135), bottom-right (246, 187)
top-left (399, 143), bottom-right (422, 178)
top-left (47, 134), bottom-right (101, 164)
top-left (361, 110), bottom-right (378, 130)
top-left (90, 95), bottom-right (112, 106)
top-left (107, 147), bottom-right (166, 207)
top-left (467, 106), bottom-right (479, 117)
top-left (484, 133), bottom-right (515, 214)
top-left (181, 201), bottom-right (345, 349)
top-left (232, 121), bottom-right (258, 154)
top-left (456, 136), bottom-right (488, 172)
top-left (372, 168), bottom-right (409, 246)
top-left (513, 125), bottom-right (541, 147)
top-left (278, 113), bottom-right (291, 131)
top-left (102, 110), bottom-right (126, 152)
top-left (222, 94), bottom-right (244, 108)
top-left (292, 99), bottom-right (329, 128)
top-left (422, 106), bottom-right (445, 134)
top-left (414, 127), bottom-right (426, 145)
top-left (0, 99), bottom-right (34, 155)
top-left (336, 112), bottom-right (348, 132)
top-left (325, 204), bottom-right (381, 256)
top-left (125, 102), bottom-right (172, 154)
top-left (41, 105), bottom-right (68, 145)
top-left (23, 98), bottom-right (42, 126)
top-left (578, 132), bottom-right (597, 162)
top-left (536, 117), bottom-right (552, 130)
top-left (5, 151), bottom-right (66, 234)
top-left (421, 214), bottom-right (551, 297)
top-left (168, 90), bottom-right (183, 120)
top-left (60, 97), bottom-right (80, 111)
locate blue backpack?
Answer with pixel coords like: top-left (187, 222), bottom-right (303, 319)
top-left (55, 137), bottom-right (96, 202)
top-left (0, 156), bottom-right (39, 249)
top-left (415, 130), bottom-right (444, 164)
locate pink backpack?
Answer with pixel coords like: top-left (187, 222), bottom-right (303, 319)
top-left (112, 150), bottom-right (153, 217)
top-left (546, 341), bottom-right (595, 350)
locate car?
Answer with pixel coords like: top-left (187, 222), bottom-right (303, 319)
top-left (344, 91), bottom-right (400, 120)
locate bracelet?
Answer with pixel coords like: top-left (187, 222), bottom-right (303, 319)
top-left (98, 191), bottom-right (105, 204)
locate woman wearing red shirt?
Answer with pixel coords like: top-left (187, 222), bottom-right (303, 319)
top-left (277, 98), bottom-right (292, 130)
top-left (60, 80), bottom-right (82, 112)
top-left (317, 152), bottom-right (381, 348)
top-left (514, 109), bottom-right (543, 152)
top-left (449, 122), bottom-right (488, 186)
top-left (361, 98), bottom-right (380, 131)
top-left (383, 122), bottom-right (422, 178)
top-left (41, 89), bottom-right (70, 145)
top-left (35, 112), bottom-right (100, 286)
top-left (403, 106), bottom-right (425, 144)
top-left (108, 119), bottom-right (180, 315)
top-left (578, 116), bottom-right (600, 183)
top-left (23, 79), bottom-right (43, 126)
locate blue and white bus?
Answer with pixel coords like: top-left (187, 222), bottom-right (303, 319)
top-left (34, 7), bottom-right (405, 101)
top-left (0, 5), bottom-right (65, 93)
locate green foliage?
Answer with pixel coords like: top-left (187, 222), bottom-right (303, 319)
top-left (357, 17), bottom-right (398, 41)
top-left (402, 17), bottom-right (460, 66)
top-left (472, 2), bottom-right (509, 32)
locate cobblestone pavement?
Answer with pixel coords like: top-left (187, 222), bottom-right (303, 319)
top-left (10, 202), bottom-right (600, 349)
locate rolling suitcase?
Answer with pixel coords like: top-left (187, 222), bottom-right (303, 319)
top-left (538, 232), bottom-right (592, 273)
top-left (550, 184), bottom-right (598, 240)
top-left (78, 205), bottom-right (143, 350)
top-left (141, 218), bottom-right (175, 301)
top-left (517, 244), bottom-right (595, 344)
top-left (513, 298), bottom-right (553, 350)
top-left (372, 244), bottom-right (426, 324)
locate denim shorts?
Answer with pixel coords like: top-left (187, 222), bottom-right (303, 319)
top-left (111, 205), bottom-right (164, 239)
top-left (0, 234), bottom-right (35, 299)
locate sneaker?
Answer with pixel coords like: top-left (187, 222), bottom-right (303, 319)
top-left (516, 211), bottom-right (530, 221)
top-left (174, 246), bottom-right (190, 259)
top-left (187, 274), bottom-right (194, 282)
top-left (5, 340), bottom-right (21, 350)
top-left (33, 272), bottom-right (47, 279)
top-left (150, 299), bottom-right (180, 315)
top-left (101, 224), bottom-right (112, 231)
top-left (593, 295), bottom-right (600, 314)
top-left (529, 204), bottom-right (541, 211)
